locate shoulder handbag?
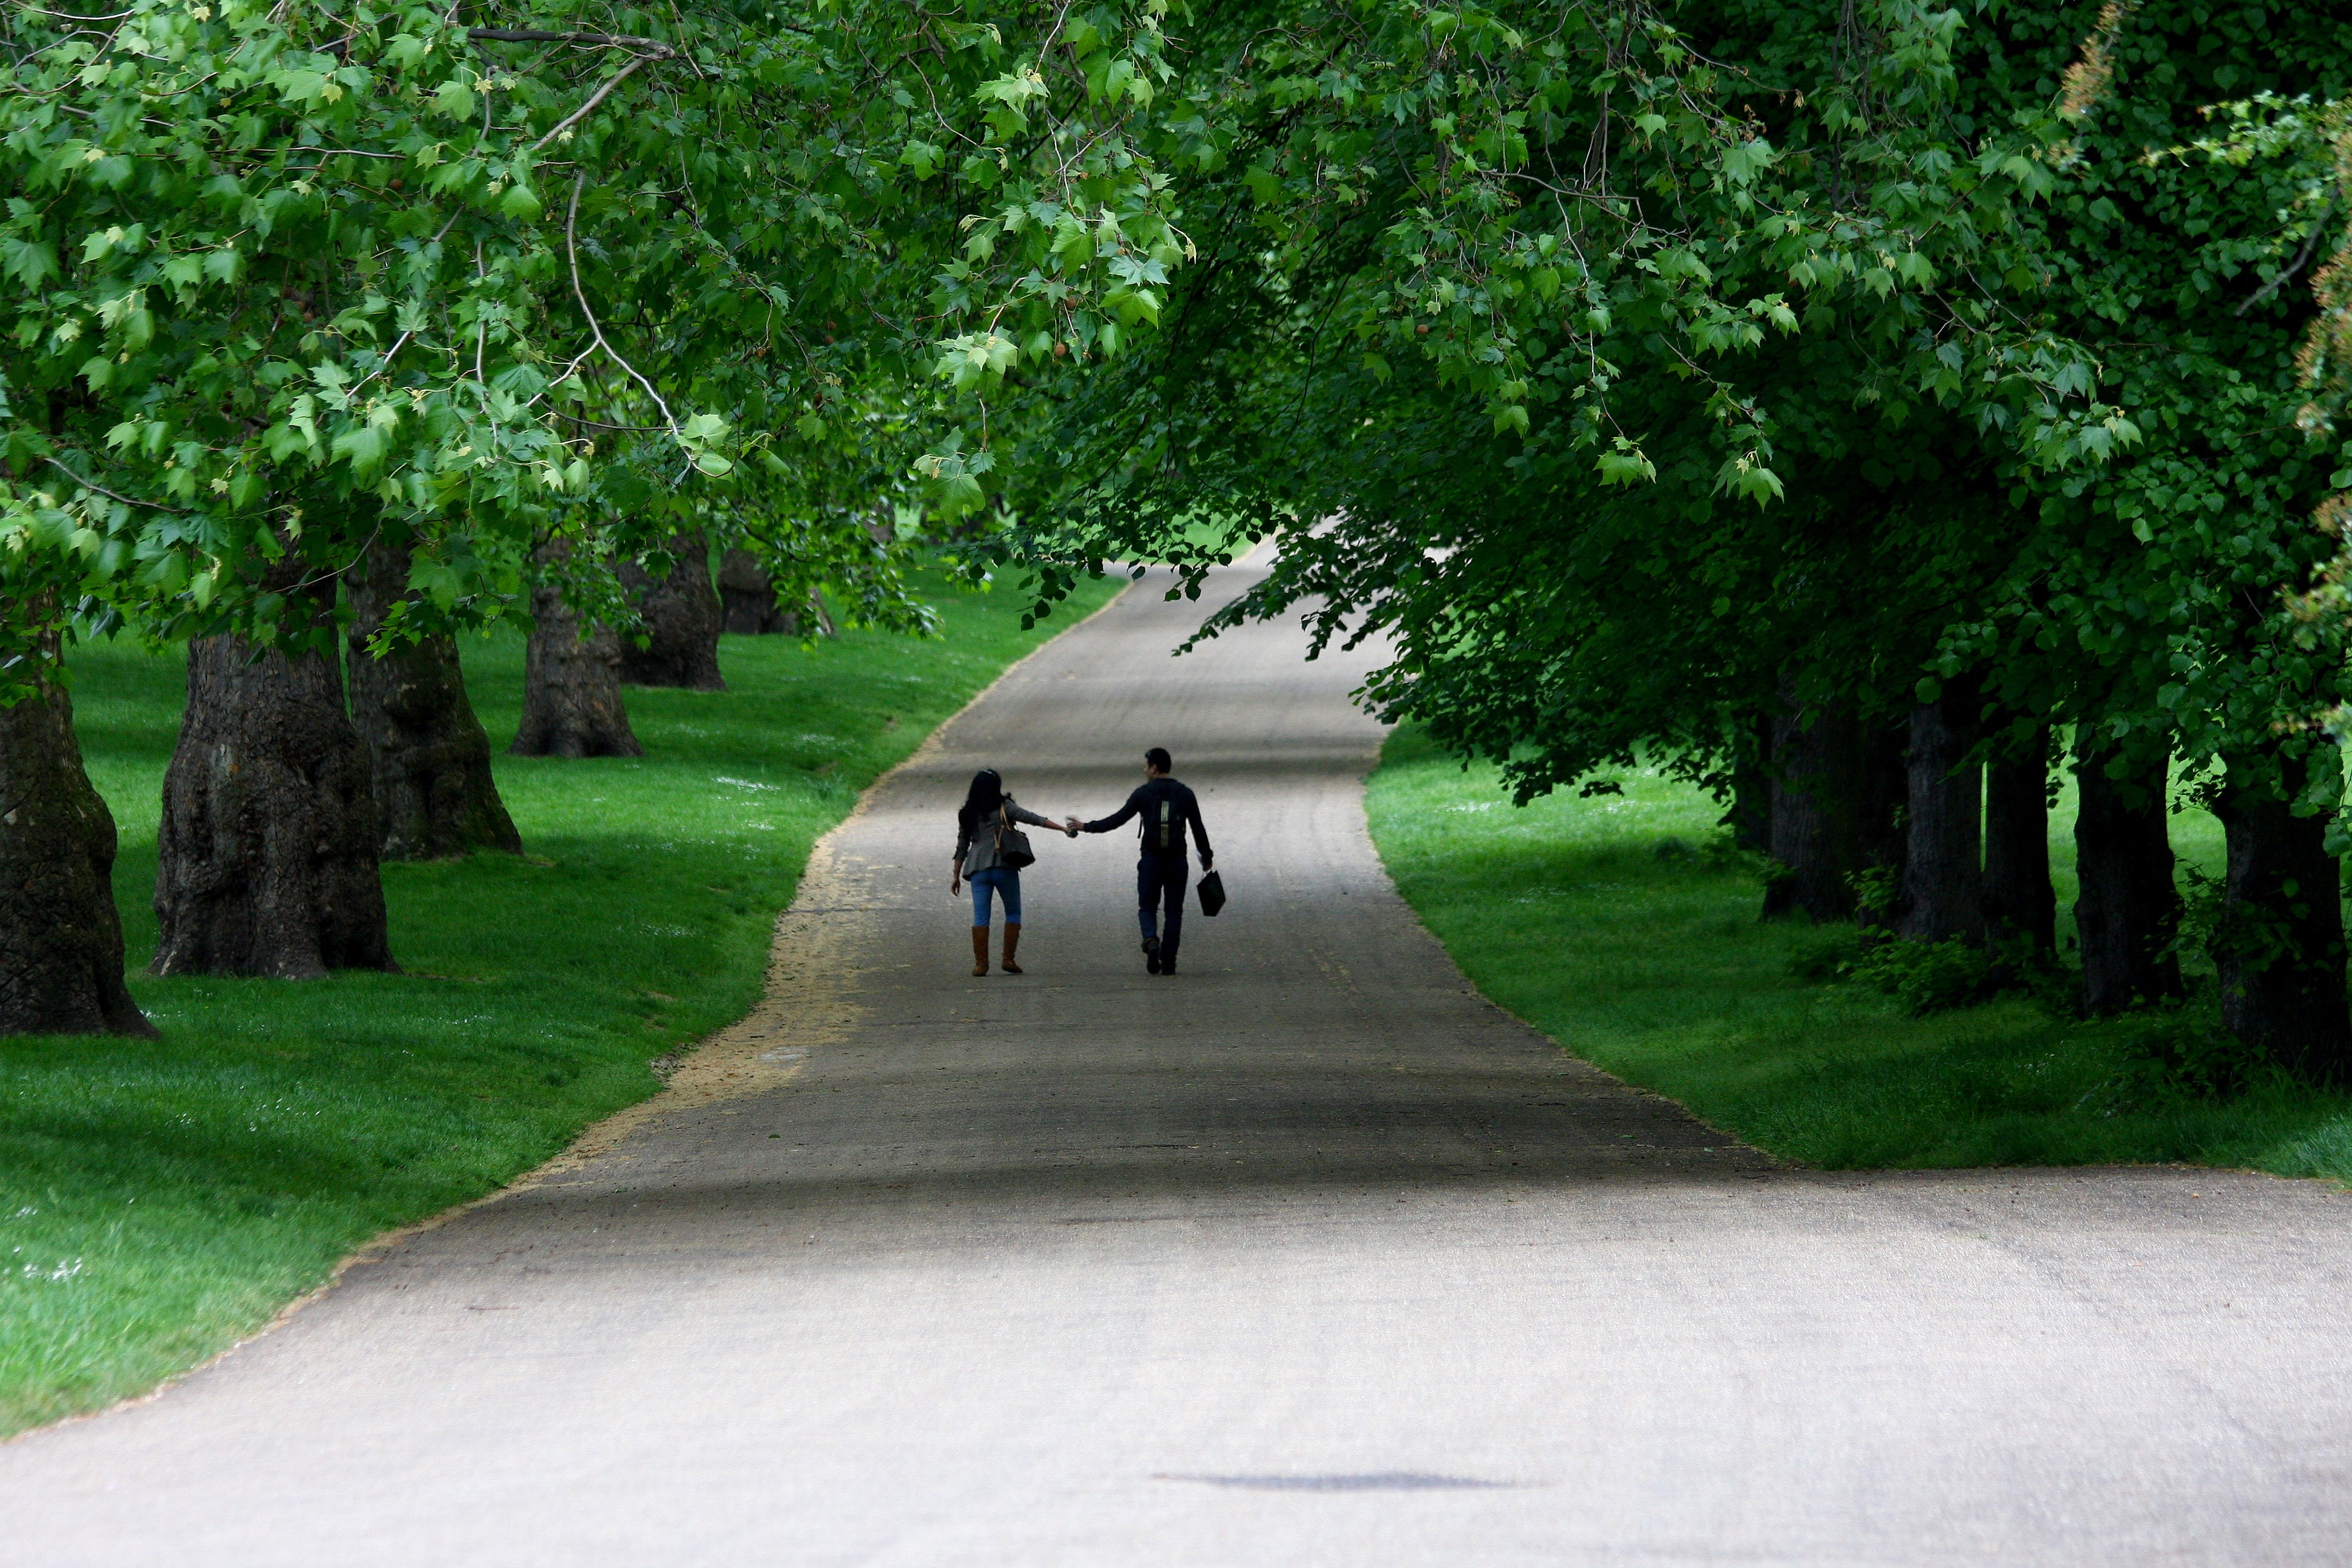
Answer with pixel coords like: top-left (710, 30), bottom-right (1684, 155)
top-left (1197, 866), bottom-right (1226, 916)
top-left (993, 804), bottom-right (1037, 870)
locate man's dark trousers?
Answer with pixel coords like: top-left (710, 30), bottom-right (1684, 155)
top-left (1137, 852), bottom-right (1189, 962)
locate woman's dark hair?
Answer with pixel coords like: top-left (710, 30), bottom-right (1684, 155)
top-left (1145, 747), bottom-right (1172, 773)
top-left (959, 768), bottom-right (1005, 833)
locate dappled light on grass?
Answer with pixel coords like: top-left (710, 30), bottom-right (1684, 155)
top-left (1365, 727), bottom-right (2352, 1182)
top-left (0, 570), bottom-right (1115, 1436)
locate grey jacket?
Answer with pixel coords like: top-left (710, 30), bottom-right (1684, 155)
top-left (956, 796), bottom-right (1057, 877)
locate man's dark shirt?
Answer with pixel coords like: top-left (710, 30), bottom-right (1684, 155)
top-left (1085, 777), bottom-right (1211, 860)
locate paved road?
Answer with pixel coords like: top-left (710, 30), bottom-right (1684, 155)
top-left (7, 562), bottom-right (2352, 1566)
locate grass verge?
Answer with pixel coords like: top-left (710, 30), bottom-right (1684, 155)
top-left (1367, 725), bottom-right (2352, 1180)
top-left (0, 567), bottom-right (1116, 1437)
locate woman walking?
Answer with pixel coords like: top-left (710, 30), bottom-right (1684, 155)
top-left (952, 768), bottom-right (1075, 976)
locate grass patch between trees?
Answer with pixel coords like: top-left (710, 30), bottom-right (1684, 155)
top-left (0, 567), bottom-right (1116, 1438)
top-left (1367, 725), bottom-right (2352, 1182)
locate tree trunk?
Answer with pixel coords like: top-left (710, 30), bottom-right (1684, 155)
top-left (1982, 731), bottom-right (2056, 955)
top-left (511, 545), bottom-right (644, 759)
top-left (0, 629), bottom-right (152, 1035)
top-left (346, 539), bottom-right (521, 860)
top-left (152, 634), bottom-right (395, 978)
top-left (2073, 738), bottom-right (2182, 1013)
top-left (1855, 719), bottom-right (1910, 934)
top-left (1726, 711), bottom-right (1772, 855)
top-left (1760, 690), bottom-right (1912, 926)
top-left (2215, 747), bottom-right (2351, 1083)
top-left (618, 538), bottom-right (725, 690)
top-left (718, 547), bottom-right (796, 635)
top-left (1898, 685), bottom-right (1984, 945)
top-left (1765, 696), bottom-right (1865, 922)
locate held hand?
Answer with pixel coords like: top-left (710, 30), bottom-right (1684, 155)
top-left (1064, 817), bottom-right (1082, 837)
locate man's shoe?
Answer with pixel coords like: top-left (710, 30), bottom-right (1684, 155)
top-left (1158, 956), bottom-right (1178, 976)
top-left (1142, 935), bottom-right (1160, 974)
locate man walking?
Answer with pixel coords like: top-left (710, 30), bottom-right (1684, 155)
top-left (1071, 747), bottom-right (1213, 975)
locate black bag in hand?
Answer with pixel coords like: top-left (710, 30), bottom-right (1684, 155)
top-left (1197, 867), bottom-right (1226, 916)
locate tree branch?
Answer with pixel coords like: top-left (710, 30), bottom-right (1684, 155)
top-left (564, 174), bottom-right (680, 439)
top-left (532, 54), bottom-right (650, 151)
top-left (468, 28), bottom-right (677, 58)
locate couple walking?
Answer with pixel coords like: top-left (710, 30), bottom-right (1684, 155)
top-left (952, 747), bottom-right (1214, 978)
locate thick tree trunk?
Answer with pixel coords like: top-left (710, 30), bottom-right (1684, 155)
top-left (511, 546), bottom-right (644, 759)
top-left (346, 540), bottom-right (521, 860)
top-left (2215, 748), bottom-right (2352, 1082)
top-left (1762, 703), bottom-right (1906, 923)
top-left (1899, 685), bottom-right (1984, 945)
top-left (1765, 696), bottom-right (1867, 922)
top-left (152, 634), bottom-right (395, 978)
top-left (618, 538), bottom-right (725, 690)
top-left (2073, 739), bottom-right (2182, 1013)
top-left (0, 631), bottom-right (152, 1035)
top-left (718, 547), bottom-right (797, 635)
top-left (1726, 711), bottom-right (1773, 855)
top-left (1982, 731), bottom-right (2056, 954)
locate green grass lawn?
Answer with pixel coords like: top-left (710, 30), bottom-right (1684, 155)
top-left (0, 567), bottom-right (1117, 1437)
top-left (1367, 726), bottom-right (2352, 1181)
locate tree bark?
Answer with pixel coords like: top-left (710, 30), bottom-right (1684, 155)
top-left (346, 539), bottom-right (521, 860)
top-left (2215, 747), bottom-right (2351, 1083)
top-left (1727, 711), bottom-right (1773, 855)
top-left (2073, 738), bottom-right (2183, 1013)
top-left (618, 537), bottom-right (725, 690)
top-left (511, 544), bottom-right (644, 759)
top-left (1766, 703), bottom-right (1852, 921)
top-left (1982, 731), bottom-right (2056, 955)
top-left (718, 547), bottom-right (797, 635)
top-left (152, 633), bottom-right (395, 979)
top-left (1898, 685), bottom-right (1984, 945)
top-left (1765, 694), bottom-right (1872, 922)
top-left (0, 629), bottom-right (153, 1035)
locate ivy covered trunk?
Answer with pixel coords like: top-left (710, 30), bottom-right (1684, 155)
top-left (718, 547), bottom-right (795, 635)
top-left (0, 629), bottom-right (152, 1036)
top-left (2072, 739), bottom-right (2182, 1014)
top-left (1982, 734), bottom-right (2056, 955)
top-left (346, 538), bottom-right (521, 860)
top-left (1898, 685), bottom-right (1983, 945)
top-left (2215, 748), bottom-right (2351, 1083)
top-left (152, 632), bottom-right (395, 978)
top-left (511, 543), bottom-right (644, 759)
top-left (619, 537), bottom-right (726, 690)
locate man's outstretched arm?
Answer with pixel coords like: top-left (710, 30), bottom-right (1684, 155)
top-left (1082, 787), bottom-right (1146, 835)
top-left (1187, 796), bottom-right (1213, 864)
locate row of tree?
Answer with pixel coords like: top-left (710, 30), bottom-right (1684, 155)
top-left (980, 2), bottom-right (2352, 1080)
top-left (1, 1), bottom-right (1183, 1032)
top-left (10, 1), bottom-right (2352, 1089)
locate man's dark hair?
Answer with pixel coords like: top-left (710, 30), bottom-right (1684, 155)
top-left (1145, 747), bottom-right (1172, 773)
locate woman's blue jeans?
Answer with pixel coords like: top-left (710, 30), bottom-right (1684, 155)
top-left (969, 866), bottom-right (1022, 925)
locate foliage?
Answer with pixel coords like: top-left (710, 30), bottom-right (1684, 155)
top-left (0, 0), bottom-right (1183, 668)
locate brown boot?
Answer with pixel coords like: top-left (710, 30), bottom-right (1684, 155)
top-left (1001, 923), bottom-right (1024, 975)
top-left (970, 926), bottom-right (990, 976)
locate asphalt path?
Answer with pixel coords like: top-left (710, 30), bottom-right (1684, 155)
top-left (7, 561), bottom-right (2352, 1566)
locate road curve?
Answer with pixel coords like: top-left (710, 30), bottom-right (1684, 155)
top-left (6, 560), bottom-right (2352, 1566)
